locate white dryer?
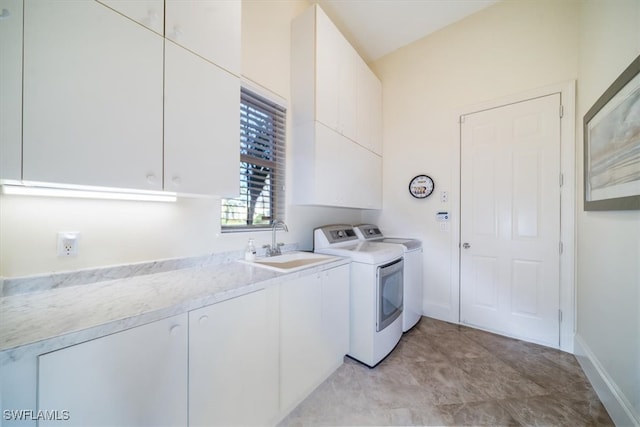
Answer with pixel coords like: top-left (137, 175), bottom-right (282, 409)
top-left (314, 225), bottom-right (404, 367)
top-left (354, 224), bottom-right (423, 332)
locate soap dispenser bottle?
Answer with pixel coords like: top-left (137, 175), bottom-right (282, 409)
top-left (244, 238), bottom-right (256, 261)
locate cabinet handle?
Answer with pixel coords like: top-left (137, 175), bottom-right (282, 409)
top-left (199, 315), bottom-right (209, 325)
top-left (172, 176), bottom-right (182, 186)
top-left (141, 9), bottom-right (159, 27)
top-left (146, 174), bottom-right (157, 184)
top-left (170, 25), bottom-right (183, 39)
top-left (170, 324), bottom-right (181, 336)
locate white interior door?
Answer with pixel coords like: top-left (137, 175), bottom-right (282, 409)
top-left (460, 94), bottom-right (561, 348)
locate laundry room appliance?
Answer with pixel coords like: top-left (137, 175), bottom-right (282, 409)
top-left (354, 224), bottom-right (423, 332)
top-left (314, 224), bottom-right (404, 368)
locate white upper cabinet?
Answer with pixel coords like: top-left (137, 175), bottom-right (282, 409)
top-left (292, 122), bottom-right (381, 209)
top-left (96, 0), bottom-right (241, 77)
top-left (356, 56), bottom-right (383, 155)
top-left (165, 0), bottom-right (240, 75)
top-left (163, 0), bottom-right (240, 196)
top-left (291, 4), bottom-right (383, 209)
top-left (312, 123), bottom-right (381, 209)
top-left (97, 0), bottom-right (164, 34)
top-left (22, 0), bottom-right (164, 190)
top-left (315, 8), bottom-right (357, 141)
top-left (164, 41), bottom-right (239, 196)
top-left (292, 4), bottom-right (381, 151)
top-left (18, 0), bottom-right (240, 195)
top-left (0, 0), bottom-right (23, 181)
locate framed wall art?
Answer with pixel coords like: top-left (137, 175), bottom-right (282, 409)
top-left (584, 54), bottom-right (640, 211)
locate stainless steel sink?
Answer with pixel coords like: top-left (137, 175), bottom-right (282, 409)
top-left (240, 251), bottom-right (339, 273)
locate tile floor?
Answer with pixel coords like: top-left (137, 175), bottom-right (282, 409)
top-left (279, 317), bottom-right (614, 426)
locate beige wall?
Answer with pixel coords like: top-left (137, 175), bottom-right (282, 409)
top-left (575, 1), bottom-right (640, 424)
top-left (0, 0), bottom-right (363, 278)
top-left (364, 0), bottom-right (638, 422)
top-left (365, 0), bottom-right (580, 322)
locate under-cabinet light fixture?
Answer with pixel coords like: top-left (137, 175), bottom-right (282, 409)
top-left (1, 183), bottom-right (177, 202)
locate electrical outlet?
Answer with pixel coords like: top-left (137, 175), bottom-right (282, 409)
top-left (57, 232), bottom-right (79, 257)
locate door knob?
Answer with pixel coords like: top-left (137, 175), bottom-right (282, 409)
top-left (462, 242), bottom-right (471, 249)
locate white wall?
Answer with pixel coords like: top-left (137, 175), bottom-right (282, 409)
top-left (0, 0), bottom-right (363, 278)
top-left (365, 0), bottom-right (580, 323)
top-left (574, 1), bottom-right (640, 425)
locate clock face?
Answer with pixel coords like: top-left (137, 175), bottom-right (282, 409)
top-left (409, 175), bottom-right (434, 199)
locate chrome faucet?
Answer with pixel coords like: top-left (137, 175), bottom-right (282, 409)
top-left (264, 220), bottom-right (288, 257)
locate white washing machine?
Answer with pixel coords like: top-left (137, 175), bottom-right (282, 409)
top-left (314, 224), bottom-right (404, 368)
top-left (354, 224), bottom-right (423, 332)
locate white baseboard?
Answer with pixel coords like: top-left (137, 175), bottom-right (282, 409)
top-left (574, 334), bottom-right (640, 427)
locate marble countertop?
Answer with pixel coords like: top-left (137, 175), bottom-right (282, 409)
top-left (0, 255), bottom-right (349, 364)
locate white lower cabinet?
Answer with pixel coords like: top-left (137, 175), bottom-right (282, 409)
top-left (279, 264), bottom-right (350, 414)
top-left (5, 267), bottom-right (349, 427)
top-left (189, 288), bottom-right (279, 426)
top-left (37, 314), bottom-right (188, 427)
top-left (321, 265), bottom-right (350, 363)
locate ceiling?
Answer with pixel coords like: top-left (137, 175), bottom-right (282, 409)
top-left (311, 0), bottom-right (499, 63)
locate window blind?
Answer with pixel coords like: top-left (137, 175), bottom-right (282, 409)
top-left (221, 87), bottom-right (286, 230)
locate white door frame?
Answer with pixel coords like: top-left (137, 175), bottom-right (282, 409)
top-left (450, 81), bottom-right (576, 353)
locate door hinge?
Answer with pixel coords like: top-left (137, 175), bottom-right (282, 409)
top-left (559, 241), bottom-right (564, 255)
top-left (559, 173), bottom-right (564, 187)
top-left (559, 104), bottom-right (564, 118)
top-left (558, 309), bottom-right (563, 323)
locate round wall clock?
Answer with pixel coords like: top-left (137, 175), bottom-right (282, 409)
top-left (409, 175), bottom-right (434, 199)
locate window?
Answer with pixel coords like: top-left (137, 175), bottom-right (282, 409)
top-left (221, 88), bottom-right (286, 231)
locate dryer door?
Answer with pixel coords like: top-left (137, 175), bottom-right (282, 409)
top-left (377, 258), bottom-right (403, 332)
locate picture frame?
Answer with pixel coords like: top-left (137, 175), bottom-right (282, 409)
top-left (584, 54), bottom-right (640, 211)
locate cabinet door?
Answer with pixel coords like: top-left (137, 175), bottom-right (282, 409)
top-left (97, 0), bottom-right (164, 34)
top-left (338, 42), bottom-right (358, 141)
top-left (356, 58), bottom-right (383, 155)
top-left (314, 123), bottom-right (382, 209)
top-left (321, 264), bottom-right (350, 362)
top-left (0, 0), bottom-right (22, 181)
top-left (38, 314), bottom-right (188, 427)
top-left (164, 41), bottom-right (240, 196)
top-left (315, 7), bottom-right (340, 133)
top-left (280, 275), bottom-right (325, 412)
top-left (189, 289), bottom-right (279, 426)
top-left (165, 0), bottom-right (240, 75)
top-left (280, 266), bottom-right (350, 413)
top-left (351, 145), bottom-right (382, 209)
top-left (315, 6), bottom-right (356, 140)
top-left (22, 0), bottom-right (164, 190)
top-left (314, 123), bottom-right (351, 207)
